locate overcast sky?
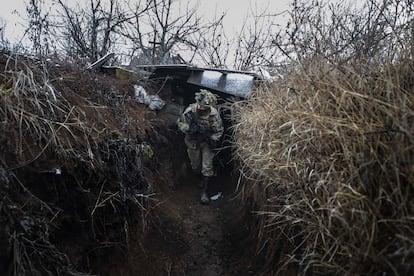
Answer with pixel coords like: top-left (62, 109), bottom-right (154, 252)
top-left (0, 0), bottom-right (291, 43)
top-left (199, 0), bottom-right (291, 31)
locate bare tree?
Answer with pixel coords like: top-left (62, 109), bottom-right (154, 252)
top-left (0, 19), bottom-right (9, 50)
top-left (25, 0), bottom-right (52, 56)
top-left (123, 0), bottom-right (220, 65)
top-left (192, 13), bottom-right (229, 68)
top-left (276, 0), bottom-right (414, 65)
top-left (195, 3), bottom-right (284, 71)
top-left (233, 7), bottom-right (281, 71)
top-left (55, 0), bottom-right (135, 61)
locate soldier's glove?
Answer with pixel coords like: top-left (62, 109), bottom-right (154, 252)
top-left (208, 139), bottom-right (219, 149)
top-left (188, 122), bottom-right (199, 134)
top-left (199, 127), bottom-right (210, 139)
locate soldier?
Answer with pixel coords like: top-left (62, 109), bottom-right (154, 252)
top-left (177, 89), bottom-right (224, 204)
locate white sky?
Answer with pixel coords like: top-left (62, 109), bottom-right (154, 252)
top-left (0, 0), bottom-right (291, 43)
top-left (199, 0), bottom-right (291, 31)
top-left (0, 0), bottom-right (27, 41)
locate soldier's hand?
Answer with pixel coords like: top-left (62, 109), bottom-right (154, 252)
top-left (188, 123), bottom-right (199, 134)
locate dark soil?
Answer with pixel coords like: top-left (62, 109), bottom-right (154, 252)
top-left (106, 165), bottom-right (258, 276)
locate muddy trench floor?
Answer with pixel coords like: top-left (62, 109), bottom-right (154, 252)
top-left (106, 163), bottom-right (257, 276)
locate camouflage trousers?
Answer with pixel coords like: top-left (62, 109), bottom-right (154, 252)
top-left (185, 137), bottom-right (215, 177)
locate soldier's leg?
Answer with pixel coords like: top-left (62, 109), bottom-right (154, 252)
top-left (187, 147), bottom-right (201, 174)
top-left (185, 137), bottom-right (201, 174)
top-left (200, 143), bottom-right (215, 204)
top-left (201, 143), bottom-right (215, 177)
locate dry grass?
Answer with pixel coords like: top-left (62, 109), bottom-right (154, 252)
top-left (1, 57), bottom-right (87, 165)
top-left (232, 58), bottom-right (414, 274)
top-left (0, 53), bottom-right (155, 275)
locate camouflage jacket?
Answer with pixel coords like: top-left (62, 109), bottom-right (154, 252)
top-left (177, 103), bottom-right (224, 142)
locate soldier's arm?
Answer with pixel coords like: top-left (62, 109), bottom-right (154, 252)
top-left (177, 108), bottom-right (192, 133)
top-left (209, 110), bottom-right (224, 141)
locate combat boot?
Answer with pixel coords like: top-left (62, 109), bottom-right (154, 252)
top-left (200, 176), bottom-right (210, 204)
top-left (193, 172), bottom-right (203, 188)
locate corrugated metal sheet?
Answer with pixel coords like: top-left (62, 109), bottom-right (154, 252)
top-left (187, 70), bottom-right (255, 98)
top-left (103, 62), bottom-right (261, 98)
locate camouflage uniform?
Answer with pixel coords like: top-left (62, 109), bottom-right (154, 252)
top-left (177, 91), bottom-right (224, 177)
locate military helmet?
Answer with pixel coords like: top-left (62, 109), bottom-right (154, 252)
top-left (195, 89), bottom-right (217, 106)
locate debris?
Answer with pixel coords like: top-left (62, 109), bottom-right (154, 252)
top-left (210, 192), bottom-right (222, 201)
top-left (39, 168), bottom-right (62, 175)
top-left (86, 53), bottom-right (114, 70)
top-left (19, 216), bottom-right (36, 233)
top-left (134, 85), bottom-right (165, 110)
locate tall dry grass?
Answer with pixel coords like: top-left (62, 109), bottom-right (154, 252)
top-left (232, 59), bottom-right (414, 274)
top-left (0, 54), bottom-right (155, 275)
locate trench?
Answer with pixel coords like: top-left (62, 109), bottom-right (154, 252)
top-left (0, 58), bottom-right (264, 275)
top-left (103, 105), bottom-right (257, 276)
top-left (155, 164), bottom-right (238, 275)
